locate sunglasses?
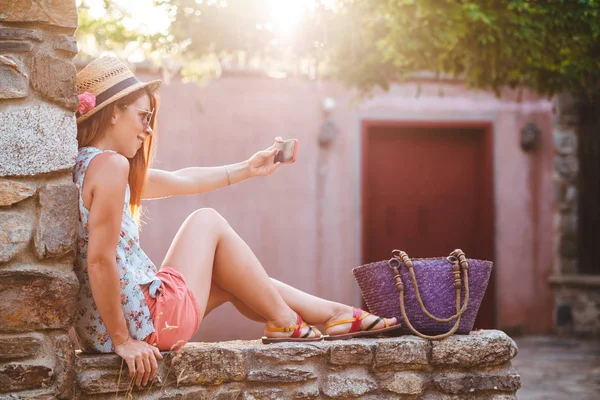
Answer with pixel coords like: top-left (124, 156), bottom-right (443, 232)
top-left (124, 105), bottom-right (154, 126)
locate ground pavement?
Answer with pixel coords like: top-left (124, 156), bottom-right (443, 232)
top-left (513, 335), bottom-right (600, 400)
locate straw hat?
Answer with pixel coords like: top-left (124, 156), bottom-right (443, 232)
top-left (76, 55), bottom-right (161, 124)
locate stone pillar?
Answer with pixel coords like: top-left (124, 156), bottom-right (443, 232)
top-left (551, 92), bottom-right (600, 336)
top-left (553, 92), bottom-right (579, 276)
top-left (0, 1), bottom-right (80, 397)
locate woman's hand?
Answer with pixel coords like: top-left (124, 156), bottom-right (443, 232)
top-left (248, 137), bottom-right (284, 177)
top-left (114, 336), bottom-right (164, 387)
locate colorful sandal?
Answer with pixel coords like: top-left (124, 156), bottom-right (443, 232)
top-left (324, 307), bottom-right (401, 340)
top-left (262, 314), bottom-right (323, 344)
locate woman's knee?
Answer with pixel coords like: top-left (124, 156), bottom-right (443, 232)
top-left (187, 208), bottom-right (229, 231)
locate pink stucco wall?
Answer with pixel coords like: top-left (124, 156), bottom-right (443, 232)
top-left (136, 71), bottom-right (555, 341)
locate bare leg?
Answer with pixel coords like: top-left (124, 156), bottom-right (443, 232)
top-left (162, 208), bottom-right (316, 338)
top-left (269, 279), bottom-right (397, 335)
top-left (269, 278), bottom-right (355, 326)
top-left (205, 277), bottom-right (397, 335)
top-left (205, 281), bottom-right (265, 323)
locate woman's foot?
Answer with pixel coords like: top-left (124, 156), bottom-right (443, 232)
top-left (323, 305), bottom-right (400, 340)
top-left (262, 312), bottom-right (323, 344)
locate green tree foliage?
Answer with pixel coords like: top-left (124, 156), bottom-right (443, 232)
top-left (77, 0), bottom-right (600, 96)
top-left (317, 0), bottom-right (600, 96)
top-left (167, 0), bottom-right (600, 95)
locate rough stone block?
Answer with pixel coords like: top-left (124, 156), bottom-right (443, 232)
top-left (0, 266), bottom-right (78, 332)
top-left (291, 382), bottom-right (319, 399)
top-left (214, 388), bottom-right (242, 400)
top-left (32, 53), bottom-right (78, 111)
top-left (560, 213), bottom-right (578, 237)
top-left (559, 232), bottom-right (578, 258)
top-left (0, 363), bottom-right (53, 393)
top-left (555, 155), bottom-right (578, 180)
top-left (75, 353), bottom-right (123, 371)
top-left (431, 330), bottom-right (518, 368)
top-left (34, 182), bottom-right (78, 259)
top-left (54, 34), bottom-right (78, 56)
top-left (0, 41), bottom-right (32, 52)
top-left (247, 341), bottom-right (328, 363)
top-left (246, 366), bottom-right (315, 383)
top-left (374, 337), bottom-right (430, 370)
top-left (0, 179), bottom-right (36, 207)
top-left (53, 333), bottom-right (75, 399)
top-left (380, 372), bottom-right (426, 395)
top-left (0, 0), bottom-right (78, 30)
top-left (0, 210), bottom-right (34, 263)
top-left (0, 55), bottom-right (28, 99)
top-left (158, 388), bottom-right (212, 399)
top-left (554, 129), bottom-right (577, 156)
top-left (433, 368), bottom-right (521, 395)
top-left (554, 180), bottom-right (577, 211)
top-left (0, 334), bottom-right (42, 360)
top-left (421, 393), bottom-right (517, 400)
top-left (242, 389), bottom-right (284, 400)
top-left (322, 373), bottom-right (377, 397)
top-left (557, 286), bottom-right (600, 336)
top-left (0, 27), bottom-right (43, 41)
top-left (173, 344), bottom-right (245, 385)
top-left (76, 352), bottom-right (172, 395)
top-left (329, 341), bottom-right (375, 365)
top-left (7, 394), bottom-right (58, 400)
top-left (0, 102), bottom-right (78, 176)
top-left (76, 368), bottom-right (152, 395)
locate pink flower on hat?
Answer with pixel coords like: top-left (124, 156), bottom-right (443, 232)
top-left (77, 92), bottom-right (96, 115)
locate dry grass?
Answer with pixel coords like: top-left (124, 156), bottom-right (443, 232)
top-left (113, 311), bottom-right (188, 399)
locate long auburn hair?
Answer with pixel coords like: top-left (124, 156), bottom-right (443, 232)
top-left (76, 88), bottom-right (159, 223)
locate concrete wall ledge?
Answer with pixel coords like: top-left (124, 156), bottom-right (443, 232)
top-left (73, 329), bottom-right (520, 399)
top-left (549, 274), bottom-right (600, 288)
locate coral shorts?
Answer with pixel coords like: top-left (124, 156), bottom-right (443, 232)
top-left (142, 267), bottom-right (201, 351)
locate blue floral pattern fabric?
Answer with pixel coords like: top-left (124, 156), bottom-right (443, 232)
top-left (73, 146), bottom-right (160, 352)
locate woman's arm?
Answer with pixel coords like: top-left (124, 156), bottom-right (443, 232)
top-left (86, 153), bottom-right (131, 346)
top-left (142, 138), bottom-right (283, 200)
top-left (142, 161), bottom-right (250, 200)
top-left (85, 152), bottom-right (162, 386)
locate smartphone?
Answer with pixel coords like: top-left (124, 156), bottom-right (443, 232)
top-left (274, 139), bottom-right (298, 164)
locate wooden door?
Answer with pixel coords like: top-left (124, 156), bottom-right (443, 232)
top-left (362, 122), bottom-right (495, 329)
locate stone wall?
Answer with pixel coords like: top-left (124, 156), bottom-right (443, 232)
top-left (553, 93), bottom-right (579, 276)
top-left (0, 0), bottom-right (80, 398)
top-left (552, 280), bottom-right (600, 335)
top-left (73, 330), bottom-right (520, 399)
top-left (551, 93), bottom-right (600, 336)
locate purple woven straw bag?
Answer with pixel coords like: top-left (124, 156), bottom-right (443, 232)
top-left (352, 249), bottom-right (492, 339)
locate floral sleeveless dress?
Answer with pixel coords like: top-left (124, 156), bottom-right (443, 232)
top-left (72, 146), bottom-right (161, 352)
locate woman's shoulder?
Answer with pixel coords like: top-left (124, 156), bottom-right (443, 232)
top-left (77, 147), bottom-right (126, 170)
top-left (76, 148), bottom-right (129, 195)
top-left (86, 151), bottom-right (130, 186)
top-left (80, 151), bottom-right (131, 213)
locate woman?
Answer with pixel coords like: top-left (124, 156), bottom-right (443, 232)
top-left (73, 56), bottom-right (399, 387)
